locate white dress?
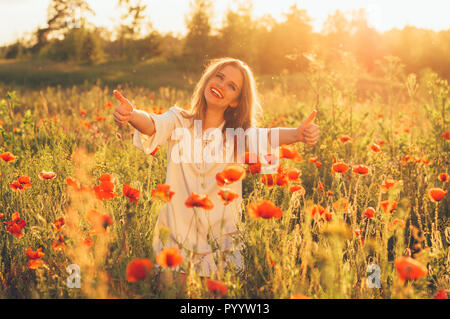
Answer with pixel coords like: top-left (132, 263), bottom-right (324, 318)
top-left (133, 106), bottom-right (247, 276)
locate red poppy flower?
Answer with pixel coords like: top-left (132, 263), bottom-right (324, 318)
top-left (332, 162), bottom-right (349, 174)
top-left (311, 204), bottom-right (326, 217)
top-left (274, 173), bottom-right (289, 187)
top-left (286, 168), bottom-right (301, 181)
top-left (380, 178), bottom-right (398, 193)
top-left (53, 217), bottom-right (65, 233)
top-left (156, 247), bottom-right (184, 268)
top-left (9, 180), bottom-right (25, 192)
top-left (370, 143), bottom-right (381, 152)
top-left (66, 177), bottom-right (80, 189)
top-left (401, 155), bottom-right (415, 166)
top-left (339, 135), bottom-right (352, 143)
top-left (98, 173), bottom-right (114, 183)
top-left (152, 184), bottom-right (175, 202)
top-left (94, 116), bottom-right (106, 122)
top-left (39, 171), bottom-right (57, 180)
top-left (25, 247), bottom-right (44, 260)
top-left (241, 152), bottom-right (260, 165)
top-left (264, 153), bottom-right (278, 165)
top-left (216, 165), bottom-right (246, 186)
top-left (125, 258), bottom-right (153, 282)
top-left (428, 188), bottom-right (447, 202)
top-left (51, 235), bottom-right (67, 251)
top-left (25, 247), bottom-right (45, 269)
top-left (380, 200), bottom-right (398, 214)
top-left (94, 174), bottom-right (118, 200)
top-left (218, 188), bottom-right (239, 205)
top-left (324, 211), bottom-right (333, 221)
top-left (417, 158), bottom-right (431, 166)
top-left (438, 173), bottom-right (449, 183)
top-left (333, 198), bottom-right (349, 211)
top-left (80, 109), bottom-right (87, 116)
top-left (267, 252), bottom-right (275, 267)
top-left (317, 182), bottom-right (325, 191)
top-left (82, 237), bottom-right (94, 247)
top-left (27, 258), bottom-right (45, 269)
top-left (353, 165), bottom-right (370, 175)
top-left (354, 229), bottom-right (362, 236)
top-left (0, 213), bottom-right (3, 219)
top-left (308, 156), bottom-right (318, 163)
top-left (122, 184), bottom-right (140, 204)
top-left (248, 200), bottom-right (282, 219)
top-left (315, 161), bottom-right (322, 168)
top-left (1, 152), bottom-right (16, 162)
top-left (206, 279), bottom-right (227, 296)
top-left (66, 177), bottom-right (91, 193)
top-left (436, 289), bottom-right (448, 299)
top-left (103, 101), bottom-right (113, 109)
top-left (394, 256), bottom-right (427, 281)
top-left (185, 192), bottom-right (214, 210)
top-left (247, 162), bottom-right (262, 174)
top-left (4, 212), bottom-right (26, 238)
top-left (440, 131), bottom-right (450, 141)
top-left (87, 209), bottom-right (113, 234)
top-left (261, 174), bottom-right (274, 188)
top-left (79, 120), bottom-right (91, 129)
top-left (150, 146), bottom-right (159, 156)
top-left (289, 184), bottom-right (305, 195)
top-left (17, 175), bottom-right (32, 186)
top-left (279, 145), bottom-right (302, 162)
top-left (363, 207), bottom-right (376, 219)
top-left (388, 218), bottom-right (406, 231)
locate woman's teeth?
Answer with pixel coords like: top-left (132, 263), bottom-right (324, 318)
top-left (211, 88), bottom-right (223, 98)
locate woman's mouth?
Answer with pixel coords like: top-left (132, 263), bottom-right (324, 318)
top-left (210, 87), bottom-right (223, 99)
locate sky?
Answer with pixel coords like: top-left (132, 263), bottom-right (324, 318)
top-left (1, 0), bottom-right (450, 46)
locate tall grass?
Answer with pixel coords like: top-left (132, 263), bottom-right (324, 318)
top-left (0, 58), bottom-right (448, 299)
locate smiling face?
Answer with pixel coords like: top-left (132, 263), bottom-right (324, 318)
top-left (204, 64), bottom-right (244, 111)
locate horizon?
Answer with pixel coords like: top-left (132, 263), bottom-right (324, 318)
top-left (1, 0), bottom-right (450, 46)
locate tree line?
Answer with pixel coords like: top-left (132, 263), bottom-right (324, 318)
top-left (2, 0), bottom-right (450, 79)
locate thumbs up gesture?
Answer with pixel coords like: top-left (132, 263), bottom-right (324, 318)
top-left (113, 90), bottom-right (134, 127)
top-left (297, 110), bottom-right (320, 146)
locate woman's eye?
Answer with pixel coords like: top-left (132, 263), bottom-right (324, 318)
top-left (229, 84), bottom-right (236, 91)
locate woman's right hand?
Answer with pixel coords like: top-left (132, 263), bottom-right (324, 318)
top-left (113, 90), bottom-right (134, 127)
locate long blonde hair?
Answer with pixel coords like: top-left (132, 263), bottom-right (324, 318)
top-left (181, 57), bottom-right (262, 136)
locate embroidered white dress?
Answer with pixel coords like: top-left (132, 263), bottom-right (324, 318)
top-left (133, 106), bottom-right (246, 276)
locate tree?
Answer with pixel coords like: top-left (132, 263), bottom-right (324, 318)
top-left (257, 4), bottom-right (313, 73)
top-left (183, 0), bottom-right (213, 66)
top-left (348, 9), bottom-right (383, 72)
top-left (218, 1), bottom-right (258, 65)
top-left (115, 0), bottom-right (159, 62)
top-left (34, 0), bottom-right (93, 51)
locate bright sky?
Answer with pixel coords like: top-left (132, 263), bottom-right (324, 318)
top-left (1, 0), bottom-right (449, 46)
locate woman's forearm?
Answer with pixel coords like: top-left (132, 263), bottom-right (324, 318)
top-left (129, 109), bottom-right (156, 137)
top-left (274, 127), bottom-right (302, 146)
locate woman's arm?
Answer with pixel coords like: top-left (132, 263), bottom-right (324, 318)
top-left (113, 90), bottom-right (155, 137)
top-left (129, 109), bottom-right (156, 137)
top-left (273, 110), bottom-right (319, 146)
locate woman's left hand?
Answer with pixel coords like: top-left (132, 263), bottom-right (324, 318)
top-left (297, 110), bottom-right (320, 146)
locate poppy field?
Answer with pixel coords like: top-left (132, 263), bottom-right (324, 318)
top-left (0, 57), bottom-right (449, 299)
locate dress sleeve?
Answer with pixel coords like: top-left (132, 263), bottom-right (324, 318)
top-left (133, 106), bottom-right (180, 155)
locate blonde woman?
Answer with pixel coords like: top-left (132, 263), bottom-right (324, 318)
top-left (113, 57), bottom-right (319, 283)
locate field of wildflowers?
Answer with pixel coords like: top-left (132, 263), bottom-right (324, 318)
top-left (0, 56), bottom-right (448, 299)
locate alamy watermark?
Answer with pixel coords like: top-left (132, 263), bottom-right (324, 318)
top-left (66, 264), bottom-right (81, 289)
top-left (366, 264), bottom-right (381, 288)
